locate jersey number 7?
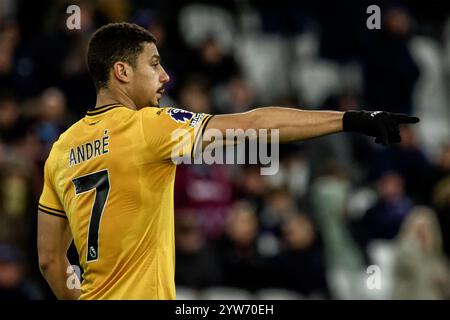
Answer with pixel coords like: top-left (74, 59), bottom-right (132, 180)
top-left (72, 169), bottom-right (110, 263)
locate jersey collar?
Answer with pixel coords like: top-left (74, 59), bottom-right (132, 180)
top-left (86, 103), bottom-right (125, 116)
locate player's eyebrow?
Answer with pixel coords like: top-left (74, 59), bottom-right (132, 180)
top-left (151, 55), bottom-right (161, 63)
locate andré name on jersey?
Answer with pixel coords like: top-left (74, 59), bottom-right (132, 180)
top-left (69, 129), bottom-right (110, 167)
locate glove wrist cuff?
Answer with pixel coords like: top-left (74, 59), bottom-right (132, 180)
top-left (342, 111), bottom-right (361, 132)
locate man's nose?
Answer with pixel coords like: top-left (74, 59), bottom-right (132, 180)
top-left (160, 67), bottom-right (170, 84)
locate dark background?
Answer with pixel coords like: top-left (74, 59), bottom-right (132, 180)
top-left (0, 0), bottom-right (449, 299)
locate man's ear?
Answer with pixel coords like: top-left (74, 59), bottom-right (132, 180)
top-left (112, 61), bottom-right (132, 84)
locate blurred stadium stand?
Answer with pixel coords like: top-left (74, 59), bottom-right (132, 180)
top-left (0, 0), bottom-right (449, 300)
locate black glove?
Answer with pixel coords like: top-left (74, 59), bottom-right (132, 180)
top-left (343, 110), bottom-right (420, 145)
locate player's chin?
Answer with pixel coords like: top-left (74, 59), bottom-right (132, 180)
top-left (152, 93), bottom-right (162, 106)
top-left (148, 98), bottom-right (160, 107)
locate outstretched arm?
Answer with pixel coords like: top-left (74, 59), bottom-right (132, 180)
top-left (203, 107), bottom-right (419, 147)
top-left (37, 210), bottom-right (80, 300)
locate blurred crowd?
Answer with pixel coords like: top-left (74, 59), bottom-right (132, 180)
top-left (0, 0), bottom-right (450, 300)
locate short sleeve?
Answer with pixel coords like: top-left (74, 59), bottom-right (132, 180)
top-left (38, 158), bottom-right (66, 219)
top-left (141, 107), bottom-right (213, 162)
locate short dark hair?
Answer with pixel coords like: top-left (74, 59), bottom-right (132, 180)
top-left (87, 22), bottom-right (157, 90)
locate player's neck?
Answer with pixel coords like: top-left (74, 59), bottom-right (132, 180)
top-left (95, 88), bottom-right (137, 110)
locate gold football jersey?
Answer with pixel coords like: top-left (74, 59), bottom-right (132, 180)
top-left (38, 104), bottom-right (213, 299)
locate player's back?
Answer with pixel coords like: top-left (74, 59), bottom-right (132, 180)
top-left (38, 103), bottom-right (212, 299)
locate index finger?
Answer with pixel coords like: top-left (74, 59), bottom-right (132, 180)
top-left (391, 113), bottom-right (420, 124)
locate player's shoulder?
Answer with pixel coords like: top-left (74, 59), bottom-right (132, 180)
top-left (140, 106), bottom-right (202, 124)
top-left (139, 106), bottom-right (182, 122)
top-left (138, 106), bottom-right (175, 117)
top-left (46, 118), bottom-right (84, 157)
top-left (53, 119), bottom-right (83, 143)
top-left (138, 106), bottom-right (163, 117)
top-left (139, 106), bottom-right (194, 115)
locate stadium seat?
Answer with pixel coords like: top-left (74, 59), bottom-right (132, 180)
top-left (178, 4), bottom-right (236, 54)
top-left (234, 34), bottom-right (290, 104)
top-left (291, 32), bottom-right (320, 62)
top-left (410, 36), bottom-right (450, 159)
top-left (366, 239), bottom-right (395, 299)
top-left (290, 58), bottom-right (341, 107)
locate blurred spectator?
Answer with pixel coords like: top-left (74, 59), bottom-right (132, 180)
top-left (0, 22), bottom-right (20, 91)
top-left (0, 92), bottom-right (27, 144)
top-left (174, 73), bottom-right (235, 240)
top-left (216, 201), bottom-right (265, 291)
top-left (34, 87), bottom-right (73, 151)
top-left (175, 164), bottom-right (235, 240)
top-left (263, 147), bottom-right (310, 201)
top-left (234, 165), bottom-right (269, 208)
top-left (259, 187), bottom-right (297, 236)
top-left (310, 173), bottom-right (366, 299)
top-left (392, 206), bottom-right (450, 299)
top-left (188, 37), bottom-right (239, 87)
top-left (0, 243), bottom-right (43, 299)
top-left (60, 35), bottom-right (96, 118)
top-left (0, 0), bottom-right (16, 22)
top-left (244, 185), bottom-right (297, 258)
top-left (432, 143), bottom-right (450, 259)
top-left (362, 5), bottom-right (420, 115)
top-left (268, 213), bottom-right (329, 298)
top-left (368, 126), bottom-right (433, 203)
top-left (212, 74), bottom-right (256, 114)
top-left (177, 74), bottom-right (212, 114)
top-left (0, 164), bottom-right (29, 220)
top-left (351, 171), bottom-right (414, 262)
top-left (175, 211), bottom-right (222, 289)
top-left (0, 0), bottom-right (447, 300)
top-left (0, 213), bottom-right (23, 245)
